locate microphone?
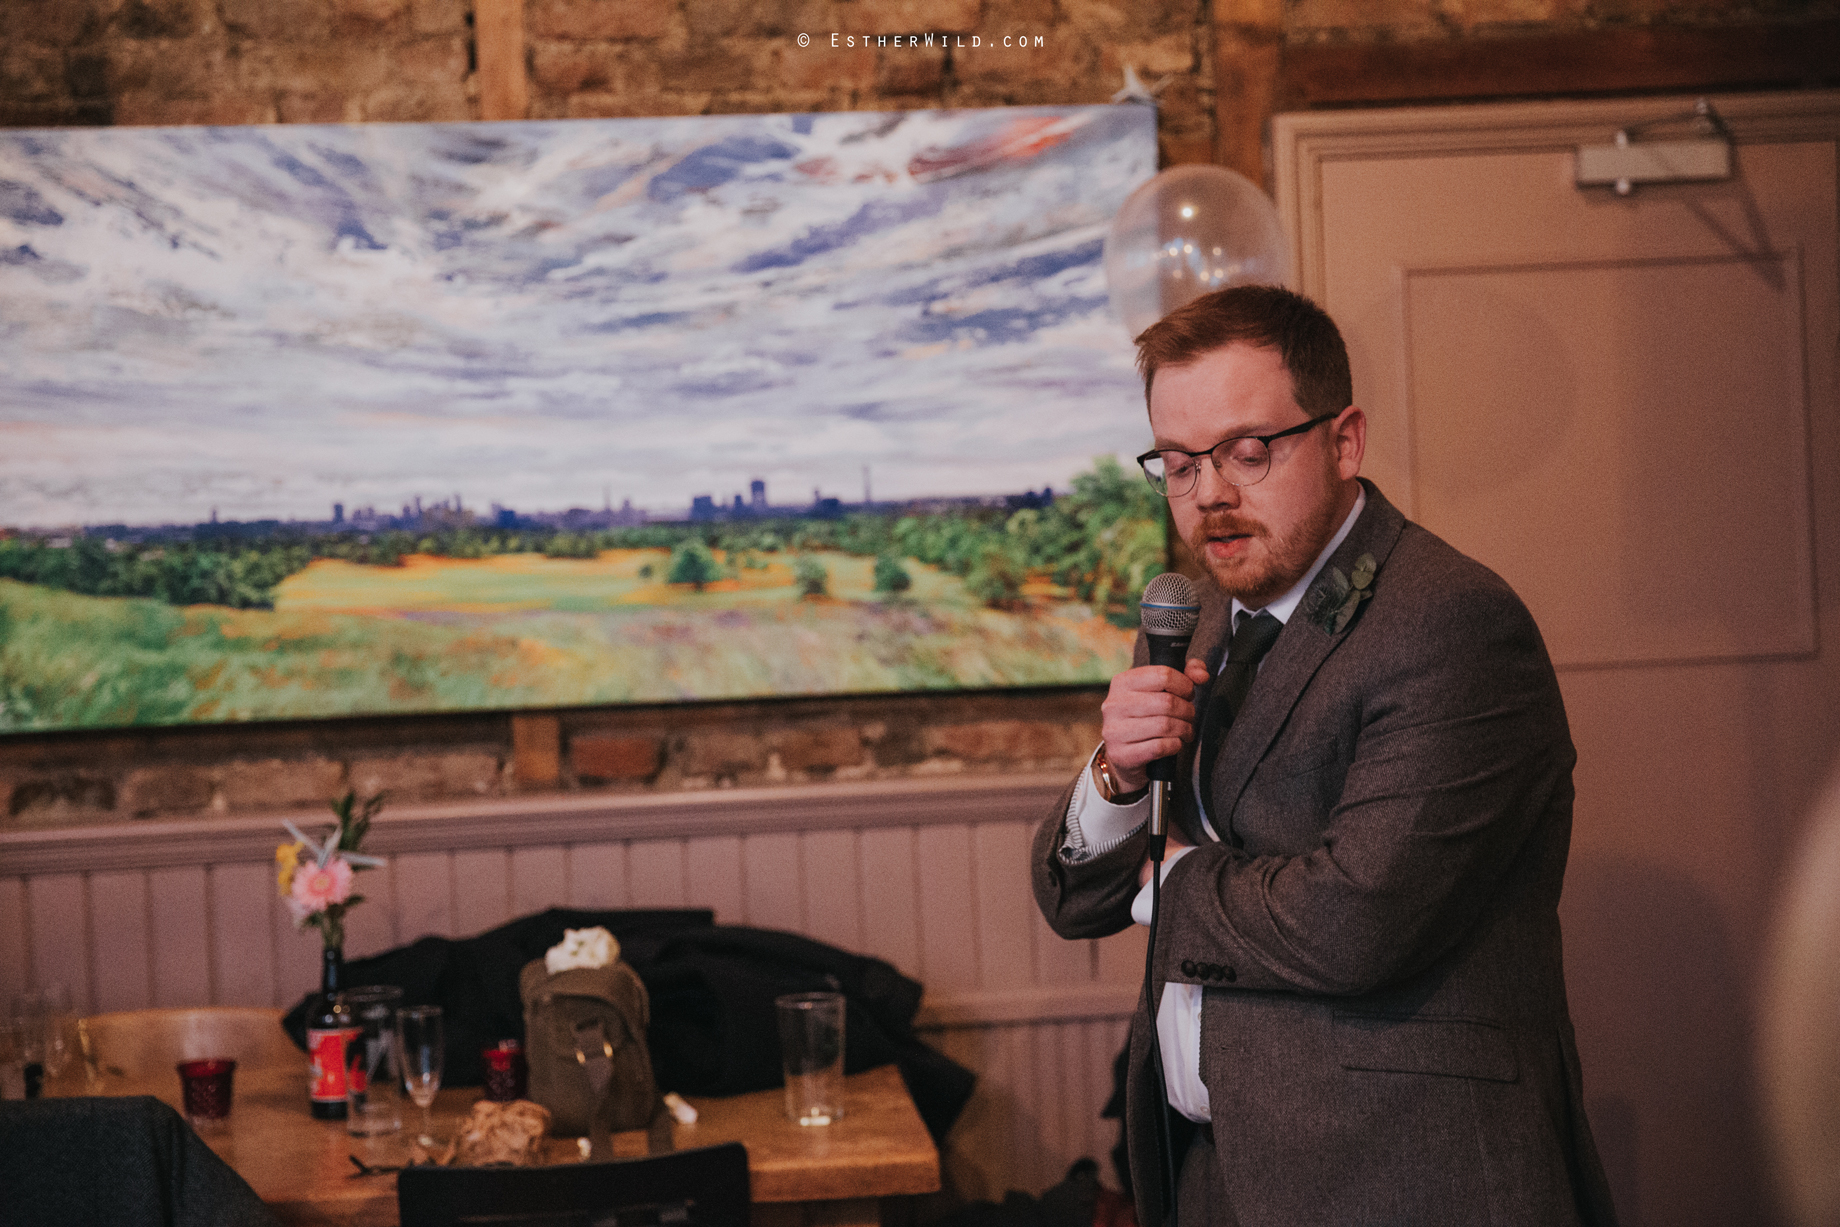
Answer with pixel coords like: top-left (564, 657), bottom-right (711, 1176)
top-left (1138, 572), bottom-right (1200, 787)
top-left (1137, 572), bottom-right (1198, 862)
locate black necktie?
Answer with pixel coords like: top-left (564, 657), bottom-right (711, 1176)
top-left (1197, 611), bottom-right (1284, 830)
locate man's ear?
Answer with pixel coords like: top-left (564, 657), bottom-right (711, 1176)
top-left (1333, 405), bottom-right (1366, 480)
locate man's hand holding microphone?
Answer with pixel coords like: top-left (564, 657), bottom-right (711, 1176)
top-left (1092, 573), bottom-right (1206, 885)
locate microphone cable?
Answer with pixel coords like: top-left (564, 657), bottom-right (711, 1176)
top-left (1145, 823), bottom-right (1179, 1223)
top-left (1134, 571), bottom-right (1199, 1225)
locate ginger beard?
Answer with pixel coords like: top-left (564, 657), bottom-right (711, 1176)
top-left (1187, 442), bottom-right (1345, 608)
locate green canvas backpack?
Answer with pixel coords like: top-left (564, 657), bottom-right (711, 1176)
top-left (518, 957), bottom-right (659, 1156)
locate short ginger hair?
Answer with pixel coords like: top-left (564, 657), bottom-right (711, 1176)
top-left (1134, 285), bottom-right (1353, 418)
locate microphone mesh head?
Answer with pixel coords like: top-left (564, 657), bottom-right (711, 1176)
top-left (1139, 572), bottom-right (1199, 635)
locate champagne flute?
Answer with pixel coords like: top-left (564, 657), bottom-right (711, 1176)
top-left (396, 1006), bottom-right (444, 1141)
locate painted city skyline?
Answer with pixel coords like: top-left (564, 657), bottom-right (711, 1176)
top-left (0, 106), bottom-right (1156, 532)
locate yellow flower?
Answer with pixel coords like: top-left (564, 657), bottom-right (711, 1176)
top-left (275, 842), bottom-right (303, 895)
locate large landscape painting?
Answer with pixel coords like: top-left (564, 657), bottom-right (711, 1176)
top-left (0, 105), bottom-right (1162, 732)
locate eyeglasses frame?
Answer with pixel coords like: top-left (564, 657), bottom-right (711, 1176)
top-left (1135, 411), bottom-right (1341, 498)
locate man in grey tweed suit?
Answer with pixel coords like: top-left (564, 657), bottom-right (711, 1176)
top-left (1032, 287), bottom-right (1617, 1226)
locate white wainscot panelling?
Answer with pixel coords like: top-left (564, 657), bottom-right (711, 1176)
top-left (924, 1015), bottom-right (1135, 1200)
top-left (565, 842), bottom-right (630, 911)
top-left (147, 865), bottom-right (212, 1008)
top-left (1, 774), bottom-right (1140, 1197)
top-left (209, 862), bottom-right (277, 1008)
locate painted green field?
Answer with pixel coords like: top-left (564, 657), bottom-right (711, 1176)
top-left (0, 552), bottom-right (1131, 730)
top-left (271, 549), bottom-right (976, 613)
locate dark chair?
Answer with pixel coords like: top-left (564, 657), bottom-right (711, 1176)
top-left (0, 1096), bottom-right (281, 1227)
top-left (397, 1142), bottom-right (751, 1227)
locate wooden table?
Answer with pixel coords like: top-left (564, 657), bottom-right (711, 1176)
top-left (62, 1064), bottom-right (938, 1227)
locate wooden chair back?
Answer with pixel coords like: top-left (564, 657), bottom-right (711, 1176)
top-left (397, 1141), bottom-right (751, 1227)
top-left (81, 1007), bottom-right (299, 1082)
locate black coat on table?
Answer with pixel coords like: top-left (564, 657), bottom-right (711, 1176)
top-left (287, 908), bottom-right (974, 1143)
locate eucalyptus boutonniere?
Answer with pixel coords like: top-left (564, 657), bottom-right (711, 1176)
top-left (1308, 552), bottom-right (1377, 634)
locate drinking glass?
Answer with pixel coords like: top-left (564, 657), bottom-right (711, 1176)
top-left (396, 1005), bottom-right (444, 1140)
top-left (176, 1058), bottom-right (237, 1129)
top-left (9, 993), bottom-right (54, 1098)
top-left (0, 1019), bottom-right (26, 1100)
top-left (338, 986), bottom-right (403, 1136)
top-left (776, 992), bottom-right (846, 1125)
top-left (35, 984), bottom-right (73, 1080)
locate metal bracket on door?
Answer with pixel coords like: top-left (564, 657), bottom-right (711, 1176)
top-left (1575, 97), bottom-right (1734, 196)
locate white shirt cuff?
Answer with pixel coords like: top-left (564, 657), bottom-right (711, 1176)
top-left (1130, 844), bottom-right (1198, 927)
top-left (1059, 746), bottom-right (1151, 863)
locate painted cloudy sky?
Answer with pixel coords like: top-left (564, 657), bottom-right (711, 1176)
top-left (0, 106), bottom-right (1156, 530)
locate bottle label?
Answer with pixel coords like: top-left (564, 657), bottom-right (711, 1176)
top-left (307, 1027), bottom-right (359, 1103)
top-left (348, 1043), bottom-right (369, 1096)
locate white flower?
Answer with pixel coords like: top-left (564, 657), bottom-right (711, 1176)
top-left (545, 926), bottom-right (619, 973)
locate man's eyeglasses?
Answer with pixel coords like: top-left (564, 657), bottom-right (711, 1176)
top-left (1136, 413), bottom-right (1338, 498)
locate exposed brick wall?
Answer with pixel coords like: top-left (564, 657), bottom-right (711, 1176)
top-left (5, 0), bottom-right (1828, 135)
top-left (2, 0), bottom-right (1830, 832)
top-left (524, 0), bottom-right (1219, 164)
top-left (0, 691), bottom-right (1102, 827)
top-left (0, 711), bottom-right (506, 825)
top-left (0, 0), bottom-right (476, 127)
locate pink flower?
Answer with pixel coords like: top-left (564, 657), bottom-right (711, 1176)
top-left (289, 856), bottom-right (354, 918)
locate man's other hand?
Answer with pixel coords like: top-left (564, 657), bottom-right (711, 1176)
top-left (1100, 658), bottom-right (1212, 791)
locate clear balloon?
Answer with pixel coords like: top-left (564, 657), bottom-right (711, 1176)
top-left (1103, 164), bottom-right (1291, 340)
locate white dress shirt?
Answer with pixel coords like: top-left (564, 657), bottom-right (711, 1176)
top-left (1061, 487), bottom-right (1364, 1122)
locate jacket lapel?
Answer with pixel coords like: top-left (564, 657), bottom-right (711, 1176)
top-left (1207, 481), bottom-right (1407, 841)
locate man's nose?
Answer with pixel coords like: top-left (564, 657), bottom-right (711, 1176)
top-left (1192, 457), bottom-right (1241, 508)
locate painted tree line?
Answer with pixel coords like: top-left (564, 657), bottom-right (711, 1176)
top-left (0, 457), bottom-right (1168, 624)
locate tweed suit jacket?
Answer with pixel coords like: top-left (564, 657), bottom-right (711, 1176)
top-left (1032, 482), bottom-right (1617, 1227)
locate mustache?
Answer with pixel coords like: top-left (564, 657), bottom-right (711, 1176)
top-left (1190, 514), bottom-right (1268, 544)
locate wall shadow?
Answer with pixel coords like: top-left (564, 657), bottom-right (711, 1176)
top-left (1562, 854), bottom-right (1780, 1227)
